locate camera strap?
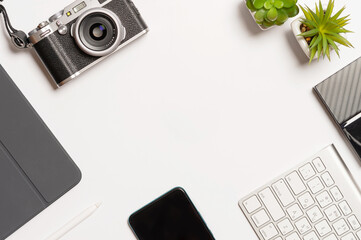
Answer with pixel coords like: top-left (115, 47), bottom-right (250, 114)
top-left (0, 0), bottom-right (30, 49)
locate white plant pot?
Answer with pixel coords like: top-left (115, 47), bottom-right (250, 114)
top-left (245, 0), bottom-right (275, 31)
top-left (291, 17), bottom-right (311, 58)
top-left (291, 15), bottom-right (345, 59)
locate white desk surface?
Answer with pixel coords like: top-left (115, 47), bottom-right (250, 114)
top-left (1, 0), bottom-right (361, 239)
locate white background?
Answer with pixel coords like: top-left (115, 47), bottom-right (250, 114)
top-left (1, 0), bottom-right (361, 239)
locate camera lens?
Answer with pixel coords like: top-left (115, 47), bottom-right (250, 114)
top-left (72, 8), bottom-right (126, 57)
top-left (90, 23), bottom-right (107, 40)
top-left (80, 14), bottom-right (116, 52)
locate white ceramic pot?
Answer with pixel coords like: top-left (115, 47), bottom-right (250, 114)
top-left (291, 13), bottom-right (344, 59)
top-left (291, 17), bottom-right (311, 58)
top-left (245, 0), bottom-right (275, 31)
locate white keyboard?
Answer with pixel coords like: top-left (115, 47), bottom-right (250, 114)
top-left (239, 145), bottom-right (361, 240)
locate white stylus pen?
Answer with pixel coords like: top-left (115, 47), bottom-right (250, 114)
top-left (44, 202), bottom-right (102, 240)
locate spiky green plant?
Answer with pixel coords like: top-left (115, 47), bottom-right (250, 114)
top-left (246, 0), bottom-right (299, 28)
top-left (299, 0), bottom-right (353, 62)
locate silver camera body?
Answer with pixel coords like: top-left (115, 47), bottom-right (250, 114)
top-left (28, 0), bottom-right (148, 87)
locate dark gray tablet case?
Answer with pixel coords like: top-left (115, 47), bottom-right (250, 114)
top-left (0, 65), bottom-right (81, 239)
top-left (315, 57), bottom-right (361, 161)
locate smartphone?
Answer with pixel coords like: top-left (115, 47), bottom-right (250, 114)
top-left (129, 187), bottom-right (215, 240)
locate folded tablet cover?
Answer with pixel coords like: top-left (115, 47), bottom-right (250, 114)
top-left (314, 57), bottom-right (361, 160)
top-left (0, 65), bottom-right (81, 239)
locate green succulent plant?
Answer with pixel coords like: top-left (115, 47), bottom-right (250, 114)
top-left (299, 0), bottom-right (353, 63)
top-left (246, 0), bottom-right (299, 28)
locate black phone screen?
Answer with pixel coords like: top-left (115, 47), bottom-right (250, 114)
top-left (129, 187), bottom-right (215, 240)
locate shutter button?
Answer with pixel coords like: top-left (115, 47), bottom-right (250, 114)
top-left (58, 25), bottom-right (68, 35)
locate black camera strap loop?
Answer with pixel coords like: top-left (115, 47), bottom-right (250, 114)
top-left (0, 0), bottom-right (29, 49)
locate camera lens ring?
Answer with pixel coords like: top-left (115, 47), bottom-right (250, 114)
top-left (72, 8), bottom-right (126, 57)
top-left (79, 16), bottom-right (114, 51)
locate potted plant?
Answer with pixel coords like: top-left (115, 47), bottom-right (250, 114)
top-left (291, 0), bottom-right (353, 62)
top-left (246, 0), bottom-right (299, 30)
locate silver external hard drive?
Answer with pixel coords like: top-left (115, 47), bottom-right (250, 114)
top-left (315, 57), bottom-right (361, 160)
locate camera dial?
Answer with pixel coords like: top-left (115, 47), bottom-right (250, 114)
top-left (49, 10), bottom-right (64, 22)
top-left (37, 21), bottom-right (49, 29)
top-left (72, 8), bottom-right (125, 57)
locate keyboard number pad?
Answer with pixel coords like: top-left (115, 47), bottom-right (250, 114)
top-left (240, 156), bottom-right (361, 240)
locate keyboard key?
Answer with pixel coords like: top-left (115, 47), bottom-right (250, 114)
top-left (287, 204), bottom-right (303, 220)
top-left (298, 192), bottom-right (315, 209)
top-left (277, 218), bottom-right (293, 235)
top-left (324, 205), bottom-right (341, 222)
top-left (315, 219), bottom-right (332, 237)
top-left (339, 201), bottom-right (352, 216)
top-left (321, 172), bottom-right (335, 187)
top-left (324, 234), bottom-right (337, 240)
top-left (286, 171), bottom-right (306, 195)
top-left (342, 233), bottom-right (357, 240)
top-left (313, 158), bottom-right (326, 172)
top-left (260, 223), bottom-right (278, 240)
top-left (299, 163), bottom-right (316, 180)
top-left (252, 209), bottom-right (270, 227)
top-left (295, 217), bottom-right (311, 234)
top-left (272, 179), bottom-right (294, 207)
top-left (330, 187), bottom-right (343, 201)
top-left (304, 231), bottom-right (319, 240)
top-left (333, 219), bottom-right (350, 235)
top-left (316, 191), bottom-right (332, 208)
top-left (274, 238), bottom-right (282, 240)
top-left (308, 177), bottom-right (324, 194)
top-left (348, 215), bottom-right (361, 230)
top-left (259, 188), bottom-right (285, 221)
top-left (243, 196), bottom-right (261, 213)
top-left (306, 205), bottom-right (323, 223)
top-left (286, 232), bottom-right (301, 240)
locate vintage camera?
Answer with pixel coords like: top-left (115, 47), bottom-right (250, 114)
top-left (28, 0), bottom-right (148, 87)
